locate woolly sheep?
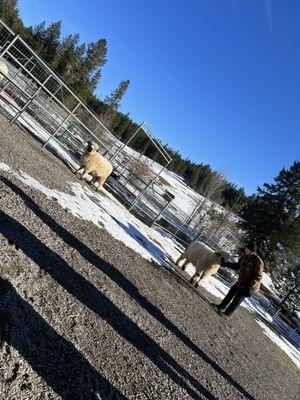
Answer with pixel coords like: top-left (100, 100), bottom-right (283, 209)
top-left (0, 59), bottom-right (8, 82)
top-left (76, 141), bottom-right (113, 190)
top-left (176, 241), bottom-right (229, 288)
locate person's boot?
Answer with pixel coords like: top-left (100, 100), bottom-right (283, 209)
top-left (218, 310), bottom-right (230, 320)
top-left (211, 303), bottom-right (226, 313)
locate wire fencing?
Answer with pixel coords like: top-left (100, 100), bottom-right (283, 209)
top-left (0, 19), bottom-right (241, 254)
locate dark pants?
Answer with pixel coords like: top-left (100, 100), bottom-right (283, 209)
top-left (219, 284), bottom-right (251, 316)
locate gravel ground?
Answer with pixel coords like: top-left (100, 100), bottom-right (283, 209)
top-left (0, 112), bottom-right (299, 400)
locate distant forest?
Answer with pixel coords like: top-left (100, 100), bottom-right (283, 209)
top-left (0, 0), bottom-right (253, 210)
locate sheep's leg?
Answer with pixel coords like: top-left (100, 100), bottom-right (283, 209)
top-left (181, 259), bottom-right (189, 272)
top-left (190, 273), bottom-right (198, 284)
top-left (75, 167), bottom-right (85, 179)
top-left (176, 252), bottom-right (186, 267)
top-left (90, 176), bottom-right (98, 188)
top-left (195, 270), bottom-right (210, 288)
top-left (96, 176), bottom-right (106, 191)
top-left (191, 271), bottom-right (203, 286)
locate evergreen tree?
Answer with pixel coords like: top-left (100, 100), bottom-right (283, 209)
top-left (101, 80), bottom-right (130, 126)
top-left (0, 0), bottom-right (24, 33)
top-left (274, 261), bottom-right (299, 312)
top-left (175, 158), bottom-right (188, 176)
top-left (144, 143), bottom-right (156, 159)
top-left (113, 113), bottom-right (131, 137)
top-left (241, 161), bottom-right (300, 277)
top-left (104, 80), bottom-right (130, 111)
top-left (43, 21), bottom-right (62, 68)
top-left (84, 39), bottom-right (107, 91)
top-left (187, 164), bottom-right (201, 188)
top-left (55, 34), bottom-right (83, 84)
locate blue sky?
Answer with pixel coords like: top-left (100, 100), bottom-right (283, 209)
top-left (18, 0), bottom-right (300, 194)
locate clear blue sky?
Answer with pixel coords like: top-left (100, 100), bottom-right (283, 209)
top-left (18, 0), bottom-right (300, 194)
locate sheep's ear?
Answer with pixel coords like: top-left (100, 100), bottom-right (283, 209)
top-left (94, 143), bottom-right (100, 151)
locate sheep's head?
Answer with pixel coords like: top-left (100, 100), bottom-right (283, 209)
top-left (215, 251), bottom-right (229, 265)
top-left (86, 141), bottom-right (100, 154)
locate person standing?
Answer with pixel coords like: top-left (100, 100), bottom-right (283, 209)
top-left (212, 241), bottom-right (264, 319)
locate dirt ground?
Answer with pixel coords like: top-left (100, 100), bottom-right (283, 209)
top-left (0, 112), bottom-right (299, 399)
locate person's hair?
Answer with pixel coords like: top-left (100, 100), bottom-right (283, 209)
top-left (244, 240), bottom-right (257, 253)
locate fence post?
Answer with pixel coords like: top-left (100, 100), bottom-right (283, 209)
top-left (43, 102), bottom-right (81, 148)
top-left (109, 122), bottom-right (145, 162)
top-left (129, 162), bottom-right (170, 211)
top-left (10, 75), bottom-right (52, 124)
top-left (0, 34), bottom-right (19, 58)
top-left (151, 200), bottom-right (173, 227)
top-left (0, 55), bottom-right (34, 96)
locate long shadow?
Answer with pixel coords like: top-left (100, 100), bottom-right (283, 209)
top-left (111, 216), bottom-right (167, 264)
top-left (1, 177), bottom-right (256, 400)
top-left (0, 278), bottom-right (125, 400)
top-left (0, 210), bottom-right (214, 400)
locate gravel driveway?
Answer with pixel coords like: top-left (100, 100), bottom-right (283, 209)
top-left (0, 113), bottom-right (299, 399)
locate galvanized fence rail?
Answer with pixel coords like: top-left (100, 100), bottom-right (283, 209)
top-left (0, 19), bottom-right (240, 254)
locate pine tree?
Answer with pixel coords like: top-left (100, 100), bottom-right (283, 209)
top-left (113, 113), bottom-right (131, 137)
top-left (104, 80), bottom-right (130, 111)
top-left (84, 39), bottom-right (107, 91)
top-left (101, 80), bottom-right (130, 126)
top-left (43, 21), bottom-right (62, 68)
top-left (56, 34), bottom-right (80, 81)
top-left (241, 161), bottom-right (300, 276)
top-left (0, 0), bottom-right (24, 34)
top-left (274, 261), bottom-right (299, 312)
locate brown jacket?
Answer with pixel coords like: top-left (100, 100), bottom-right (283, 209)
top-left (223, 253), bottom-right (264, 292)
top-left (236, 253), bottom-right (264, 292)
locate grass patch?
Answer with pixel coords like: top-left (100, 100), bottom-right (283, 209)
top-left (274, 344), bottom-right (300, 377)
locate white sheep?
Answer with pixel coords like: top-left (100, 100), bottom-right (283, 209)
top-left (76, 141), bottom-right (113, 190)
top-left (176, 241), bottom-right (229, 287)
top-left (0, 59), bottom-right (8, 82)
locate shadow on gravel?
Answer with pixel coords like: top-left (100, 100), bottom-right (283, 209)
top-left (0, 210), bottom-right (212, 400)
top-left (0, 278), bottom-right (126, 400)
top-left (0, 177), bottom-right (256, 400)
top-left (111, 217), bottom-right (167, 265)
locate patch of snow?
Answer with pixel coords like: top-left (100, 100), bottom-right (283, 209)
top-left (1, 161), bottom-right (299, 369)
top-left (0, 162), bottom-right (181, 267)
top-left (261, 272), bottom-right (276, 293)
top-left (0, 162), bottom-right (11, 172)
top-left (256, 320), bottom-right (300, 368)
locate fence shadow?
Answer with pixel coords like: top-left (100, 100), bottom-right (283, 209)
top-left (0, 209), bottom-right (214, 400)
top-left (0, 278), bottom-right (125, 400)
top-left (110, 216), bottom-right (167, 265)
top-left (0, 176), bottom-right (256, 400)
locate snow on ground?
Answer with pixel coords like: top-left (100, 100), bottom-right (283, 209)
top-left (1, 161), bottom-right (299, 369)
top-left (256, 321), bottom-right (300, 368)
top-left (261, 273), bottom-right (276, 292)
top-left (104, 137), bottom-right (206, 216)
top-left (0, 96), bottom-right (80, 171)
top-left (0, 162), bottom-right (183, 267)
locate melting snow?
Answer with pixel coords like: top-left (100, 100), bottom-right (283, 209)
top-left (0, 161), bottom-right (299, 369)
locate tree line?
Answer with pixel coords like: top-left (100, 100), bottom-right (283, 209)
top-left (0, 0), bottom-right (251, 209)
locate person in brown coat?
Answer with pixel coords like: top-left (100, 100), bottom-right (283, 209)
top-left (211, 241), bottom-right (264, 319)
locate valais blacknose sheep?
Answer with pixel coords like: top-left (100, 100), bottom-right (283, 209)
top-left (176, 241), bottom-right (229, 287)
top-left (76, 141), bottom-right (113, 190)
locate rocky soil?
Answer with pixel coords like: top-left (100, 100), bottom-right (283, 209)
top-left (0, 112), bottom-right (299, 399)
